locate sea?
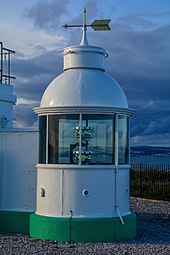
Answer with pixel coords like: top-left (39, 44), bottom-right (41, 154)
top-left (131, 156), bottom-right (170, 165)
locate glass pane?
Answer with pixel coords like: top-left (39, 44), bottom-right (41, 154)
top-left (47, 114), bottom-right (116, 165)
top-left (58, 115), bottom-right (79, 164)
top-left (39, 116), bottom-right (46, 163)
top-left (48, 115), bottom-right (59, 164)
top-left (82, 114), bottom-right (114, 165)
top-left (118, 115), bottom-right (129, 164)
top-left (48, 115), bottom-right (79, 164)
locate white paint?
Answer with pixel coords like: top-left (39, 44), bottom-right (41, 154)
top-left (36, 165), bottom-right (130, 218)
top-left (39, 39), bottom-right (128, 110)
top-left (0, 83), bottom-right (16, 128)
top-left (63, 45), bottom-right (105, 71)
top-left (0, 130), bottom-right (39, 212)
top-left (40, 69), bottom-right (128, 109)
top-left (35, 30), bottom-right (133, 221)
top-left (34, 106), bottom-right (134, 116)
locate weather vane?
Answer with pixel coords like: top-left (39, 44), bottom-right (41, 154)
top-left (63, 7), bottom-right (111, 31)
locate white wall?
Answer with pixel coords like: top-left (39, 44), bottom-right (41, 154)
top-left (0, 83), bottom-right (16, 128)
top-left (0, 129), bottom-right (39, 212)
top-left (36, 165), bottom-right (130, 218)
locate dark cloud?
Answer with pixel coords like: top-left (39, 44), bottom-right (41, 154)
top-left (14, 74), bottom-right (53, 102)
top-left (92, 16), bottom-right (169, 146)
top-left (130, 109), bottom-right (170, 134)
top-left (24, 0), bottom-right (70, 31)
top-left (13, 10), bottom-right (170, 146)
top-left (13, 51), bottom-right (62, 78)
top-left (102, 24), bottom-right (170, 105)
top-left (13, 50), bottom-right (63, 127)
top-left (142, 115), bottom-right (170, 135)
top-left (112, 14), bottom-right (156, 32)
top-left (14, 104), bottom-right (38, 127)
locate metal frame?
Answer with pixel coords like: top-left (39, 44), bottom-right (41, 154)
top-left (0, 42), bottom-right (16, 85)
top-left (43, 112), bottom-right (130, 166)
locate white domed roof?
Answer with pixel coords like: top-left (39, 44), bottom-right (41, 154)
top-left (40, 69), bottom-right (128, 108)
top-left (36, 26), bottom-right (131, 113)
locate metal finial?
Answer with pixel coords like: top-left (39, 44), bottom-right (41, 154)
top-left (81, 7), bottom-right (88, 45)
top-left (83, 7), bottom-right (87, 30)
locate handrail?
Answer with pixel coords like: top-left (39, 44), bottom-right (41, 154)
top-left (0, 42), bottom-right (16, 85)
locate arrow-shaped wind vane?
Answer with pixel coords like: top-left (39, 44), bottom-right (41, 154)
top-left (91, 19), bottom-right (111, 30)
top-left (63, 8), bottom-right (111, 31)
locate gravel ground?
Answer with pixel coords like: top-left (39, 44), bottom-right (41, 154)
top-left (0, 198), bottom-right (169, 255)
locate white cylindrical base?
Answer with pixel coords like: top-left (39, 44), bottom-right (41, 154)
top-left (36, 164), bottom-right (130, 218)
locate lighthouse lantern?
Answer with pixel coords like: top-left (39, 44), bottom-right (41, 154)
top-left (30, 9), bottom-right (136, 242)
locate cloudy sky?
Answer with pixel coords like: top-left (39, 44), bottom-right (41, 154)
top-left (1, 0), bottom-right (170, 146)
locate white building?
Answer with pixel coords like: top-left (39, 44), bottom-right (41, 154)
top-left (0, 10), bottom-right (136, 241)
top-left (30, 12), bottom-right (136, 242)
top-left (0, 42), bottom-right (38, 233)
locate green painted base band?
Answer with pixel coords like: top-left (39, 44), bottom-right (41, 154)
top-left (0, 211), bottom-right (31, 234)
top-left (30, 212), bottom-right (136, 242)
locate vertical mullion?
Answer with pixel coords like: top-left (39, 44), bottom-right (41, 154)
top-left (79, 113), bottom-right (82, 165)
top-left (112, 114), bottom-right (114, 164)
top-left (114, 114), bottom-right (118, 166)
top-left (127, 117), bottom-right (130, 164)
top-left (46, 115), bottom-right (49, 164)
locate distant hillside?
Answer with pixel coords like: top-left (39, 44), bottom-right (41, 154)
top-left (130, 146), bottom-right (170, 157)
